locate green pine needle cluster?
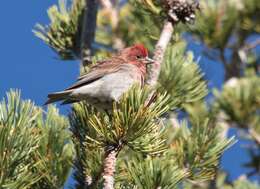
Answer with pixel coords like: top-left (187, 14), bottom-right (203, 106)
top-left (0, 90), bottom-right (74, 189)
top-left (70, 103), bottom-right (104, 189)
top-left (158, 41), bottom-right (208, 109)
top-left (69, 78), bottom-right (233, 188)
top-left (189, 0), bottom-right (238, 49)
top-left (0, 90), bottom-right (42, 189)
top-left (85, 86), bottom-right (170, 154)
top-left (34, 0), bottom-right (85, 60)
top-left (122, 155), bottom-right (187, 189)
top-left (183, 172), bottom-right (260, 189)
top-left (189, 0), bottom-right (260, 50)
top-left (170, 120), bottom-right (235, 182)
top-left (214, 77), bottom-right (260, 128)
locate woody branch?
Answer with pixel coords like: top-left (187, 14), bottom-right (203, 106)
top-left (148, 0), bottom-right (199, 86)
top-left (102, 148), bottom-right (118, 189)
top-left (148, 20), bottom-right (174, 86)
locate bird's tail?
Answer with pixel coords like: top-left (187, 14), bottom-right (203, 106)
top-left (44, 90), bottom-right (72, 105)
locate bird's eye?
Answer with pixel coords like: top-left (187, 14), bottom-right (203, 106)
top-left (136, 55), bottom-right (141, 59)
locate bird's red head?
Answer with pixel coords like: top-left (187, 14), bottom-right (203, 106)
top-left (118, 44), bottom-right (154, 79)
top-left (120, 44), bottom-right (151, 62)
top-left (129, 44), bottom-right (149, 58)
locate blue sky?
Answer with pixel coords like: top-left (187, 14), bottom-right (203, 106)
top-left (0, 0), bottom-right (257, 187)
top-left (0, 1), bottom-right (78, 107)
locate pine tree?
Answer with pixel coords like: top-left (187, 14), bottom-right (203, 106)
top-left (1, 0), bottom-right (259, 188)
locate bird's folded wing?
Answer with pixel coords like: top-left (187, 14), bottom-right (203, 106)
top-left (65, 62), bottom-right (123, 90)
top-left (77, 57), bottom-right (124, 80)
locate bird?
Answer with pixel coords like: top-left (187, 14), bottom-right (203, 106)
top-left (44, 44), bottom-right (154, 109)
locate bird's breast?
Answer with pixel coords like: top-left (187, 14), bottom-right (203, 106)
top-left (71, 64), bottom-right (142, 107)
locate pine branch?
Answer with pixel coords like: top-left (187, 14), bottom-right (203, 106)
top-left (70, 103), bottom-right (104, 189)
top-left (0, 90), bottom-right (73, 188)
top-left (103, 148), bottom-right (119, 189)
top-left (34, 0), bottom-right (86, 60)
top-left (148, 20), bottom-right (174, 86)
top-left (158, 42), bottom-right (208, 109)
top-left (214, 77), bottom-right (260, 128)
top-left (81, 0), bottom-right (99, 66)
top-left (170, 119), bottom-right (236, 182)
top-left (122, 154), bottom-right (188, 188)
top-left (78, 86), bottom-right (171, 187)
top-left (147, 0), bottom-right (200, 86)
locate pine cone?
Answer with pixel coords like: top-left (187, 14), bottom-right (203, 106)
top-left (162, 0), bottom-right (200, 24)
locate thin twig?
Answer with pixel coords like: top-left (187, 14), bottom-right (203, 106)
top-left (81, 0), bottom-right (99, 67)
top-left (242, 38), bottom-right (260, 51)
top-left (249, 128), bottom-right (260, 145)
top-left (147, 20), bottom-right (174, 86)
top-left (219, 49), bottom-right (229, 70)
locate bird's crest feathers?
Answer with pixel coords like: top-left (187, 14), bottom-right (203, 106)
top-left (132, 44), bottom-right (148, 57)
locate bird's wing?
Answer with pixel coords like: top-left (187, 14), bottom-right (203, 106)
top-left (77, 57), bottom-right (124, 80)
top-left (65, 58), bottom-right (125, 90)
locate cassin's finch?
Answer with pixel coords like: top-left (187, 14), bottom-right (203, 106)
top-left (45, 44), bottom-right (154, 109)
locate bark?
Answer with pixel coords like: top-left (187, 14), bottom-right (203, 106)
top-left (81, 0), bottom-right (99, 67)
top-left (102, 149), bottom-right (118, 189)
top-left (147, 21), bottom-right (174, 86)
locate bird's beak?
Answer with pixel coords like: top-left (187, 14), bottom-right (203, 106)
top-left (144, 57), bottom-right (155, 64)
